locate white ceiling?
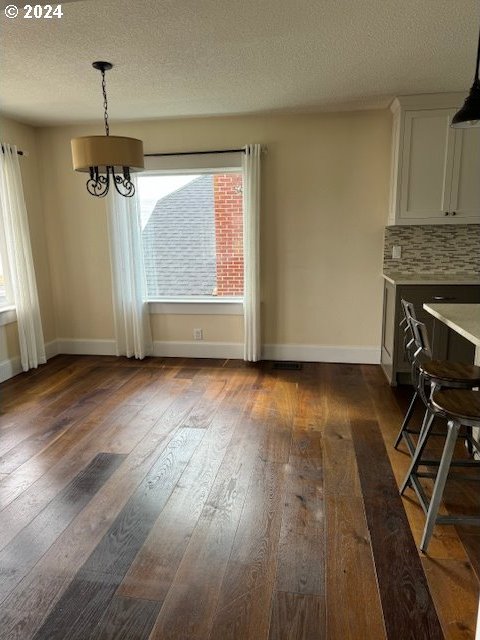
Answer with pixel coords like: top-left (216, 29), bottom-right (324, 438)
top-left (1, 0), bottom-right (478, 125)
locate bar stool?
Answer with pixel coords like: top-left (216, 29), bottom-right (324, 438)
top-left (393, 303), bottom-right (480, 456)
top-left (411, 388), bottom-right (480, 551)
top-left (400, 317), bottom-right (480, 480)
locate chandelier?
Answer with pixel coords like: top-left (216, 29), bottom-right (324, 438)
top-left (71, 62), bottom-right (144, 197)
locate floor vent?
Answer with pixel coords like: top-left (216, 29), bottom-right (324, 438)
top-left (272, 361), bottom-right (303, 371)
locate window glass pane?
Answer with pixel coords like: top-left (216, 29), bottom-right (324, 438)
top-left (139, 172), bottom-right (244, 298)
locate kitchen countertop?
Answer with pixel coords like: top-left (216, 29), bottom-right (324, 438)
top-left (383, 272), bottom-right (480, 286)
top-left (423, 303), bottom-right (480, 348)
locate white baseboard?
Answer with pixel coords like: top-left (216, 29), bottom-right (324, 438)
top-left (45, 339), bottom-right (60, 359)
top-left (153, 341), bottom-right (244, 359)
top-left (0, 340), bottom-right (380, 383)
top-left (0, 354), bottom-right (22, 383)
top-left (154, 341), bottom-right (379, 363)
top-left (0, 339), bottom-right (59, 383)
top-left (262, 343), bottom-right (381, 364)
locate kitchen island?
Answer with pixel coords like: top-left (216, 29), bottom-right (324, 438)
top-left (423, 303), bottom-right (480, 363)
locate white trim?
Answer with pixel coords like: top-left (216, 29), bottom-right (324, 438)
top-left (0, 305), bottom-right (16, 326)
top-left (0, 339), bottom-right (381, 382)
top-left (153, 340), bottom-right (243, 359)
top-left (149, 300), bottom-right (243, 315)
top-left (56, 338), bottom-right (117, 356)
top-left (45, 339), bottom-right (60, 359)
top-left (0, 353), bottom-right (21, 383)
top-left (391, 93), bottom-right (465, 112)
top-left (262, 343), bottom-right (381, 364)
top-left (153, 341), bottom-right (380, 363)
top-left (0, 339), bottom-right (59, 383)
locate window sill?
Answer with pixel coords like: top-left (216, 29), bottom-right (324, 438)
top-left (0, 305), bottom-right (17, 327)
top-left (148, 298), bottom-right (243, 315)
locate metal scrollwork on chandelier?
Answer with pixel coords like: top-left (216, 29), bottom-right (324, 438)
top-left (71, 61), bottom-right (144, 198)
top-left (87, 166), bottom-right (135, 198)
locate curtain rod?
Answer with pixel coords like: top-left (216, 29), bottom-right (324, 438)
top-left (0, 146), bottom-right (25, 156)
top-left (144, 148), bottom-right (246, 158)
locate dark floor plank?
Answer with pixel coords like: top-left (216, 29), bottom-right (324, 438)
top-left (0, 452), bottom-right (125, 603)
top-left (145, 385), bottom-right (268, 639)
top-left (30, 427), bottom-right (204, 640)
top-left (0, 367), bottom-right (139, 507)
top-left (0, 358), bottom-right (478, 640)
top-left (325, 495), bottom-right (386, 640)
top-left (275, 445), bottom-right (324, 596)
top-left (0, 360), bottom-right (98, 455)
top-left (81, 428), bottom-right (204, 578)
top-left (118, 371), bottom-right (256, 601)
top-left (268, 591), bottom-right (325, 640)
top-left (92, 596), bottom-right (160, 640)
top-left (0, 380), bottom-right (202, 640)
top-left (206, 459), bottom-right (287, 640)
top-left (0, 375), bottom-right (189, 551)
top-left (351, 417), bottom-right (444, 640)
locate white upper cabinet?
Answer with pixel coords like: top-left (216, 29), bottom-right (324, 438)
top-left (389, 94), bottom-right (480, 225)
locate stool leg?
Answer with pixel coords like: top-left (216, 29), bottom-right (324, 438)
top-left (399, 408), bottom-right (434, 495)
top-left (394, 390), bottom-right (418, 449)
top-left (420, 419), bottom-right (460, 553)
top-left (465, 426), bottom-right (473, 456)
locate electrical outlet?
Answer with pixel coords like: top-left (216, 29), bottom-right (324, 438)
top-left (392, 245), bottom-right (402, 260)
top-left (193, 328), bottom-right (203, 341)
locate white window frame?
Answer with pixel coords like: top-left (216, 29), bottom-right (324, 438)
top-left (140, 152), bottom-right (244, 315)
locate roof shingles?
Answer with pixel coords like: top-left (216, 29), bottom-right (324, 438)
top-left (141, 175), bottom-right (217, 297)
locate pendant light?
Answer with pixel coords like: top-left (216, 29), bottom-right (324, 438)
top-left (71, 62), bottom-right (144, 197)
top-left (451, 24), bottom-right (480, 128)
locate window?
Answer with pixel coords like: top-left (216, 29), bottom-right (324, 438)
top-left (139, 170), bottom-right (244, 300)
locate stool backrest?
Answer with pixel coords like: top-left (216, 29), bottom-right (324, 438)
top-left (400, 299), bottom-right (417, 361)
top-left (410, 318), bottom-right (433, 359)
top-left (400, 299), bottom-right (417, 326)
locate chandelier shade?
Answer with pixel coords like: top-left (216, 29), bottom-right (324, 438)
top-left (71, 135), bottom-right (144, 172)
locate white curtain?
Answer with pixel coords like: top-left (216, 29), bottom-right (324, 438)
top-left (243, 144), bottom-right (261, 362)
top-left (0, 143), bottom-right (45, 371)
top-left (106, 184), bottom-right (152, 359)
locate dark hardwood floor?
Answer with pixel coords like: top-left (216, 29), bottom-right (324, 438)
top-left (0, 355), bottom-right (478, 639)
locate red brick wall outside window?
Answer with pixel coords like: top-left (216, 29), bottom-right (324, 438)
top-left (213, 174), bottom-right (244, 296)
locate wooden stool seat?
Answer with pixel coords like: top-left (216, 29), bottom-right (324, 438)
top-left (420, 360), bottom-right (480, 385)
top-left (431, 389), bottom-right (480, 424)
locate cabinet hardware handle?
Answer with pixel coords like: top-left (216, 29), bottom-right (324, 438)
top-left (451, 211), bottom-right (457, 216)
top-left (432, 296), bottom-right (455, 301)
top-left (444, 211), bottom-right (449, 216)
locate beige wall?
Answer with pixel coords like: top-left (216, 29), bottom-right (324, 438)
top-left (36, 109), bottom-right (391, 351)
top-left (0, 115), bottom-right (56, 363)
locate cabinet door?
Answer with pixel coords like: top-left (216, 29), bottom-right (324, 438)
top-left (399, 109), bottom-right (456, 220)
top-left (448, 127), bottom-right (480, 219)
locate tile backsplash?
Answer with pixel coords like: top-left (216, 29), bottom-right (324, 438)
top-left (383, 225), bottom-right (480, 275)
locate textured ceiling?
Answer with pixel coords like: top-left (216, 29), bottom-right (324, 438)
top-left (1, 0), bottom-right (478, 125)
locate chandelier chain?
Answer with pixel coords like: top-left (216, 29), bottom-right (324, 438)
top-left (101, 69), bottom-right (110, 136)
